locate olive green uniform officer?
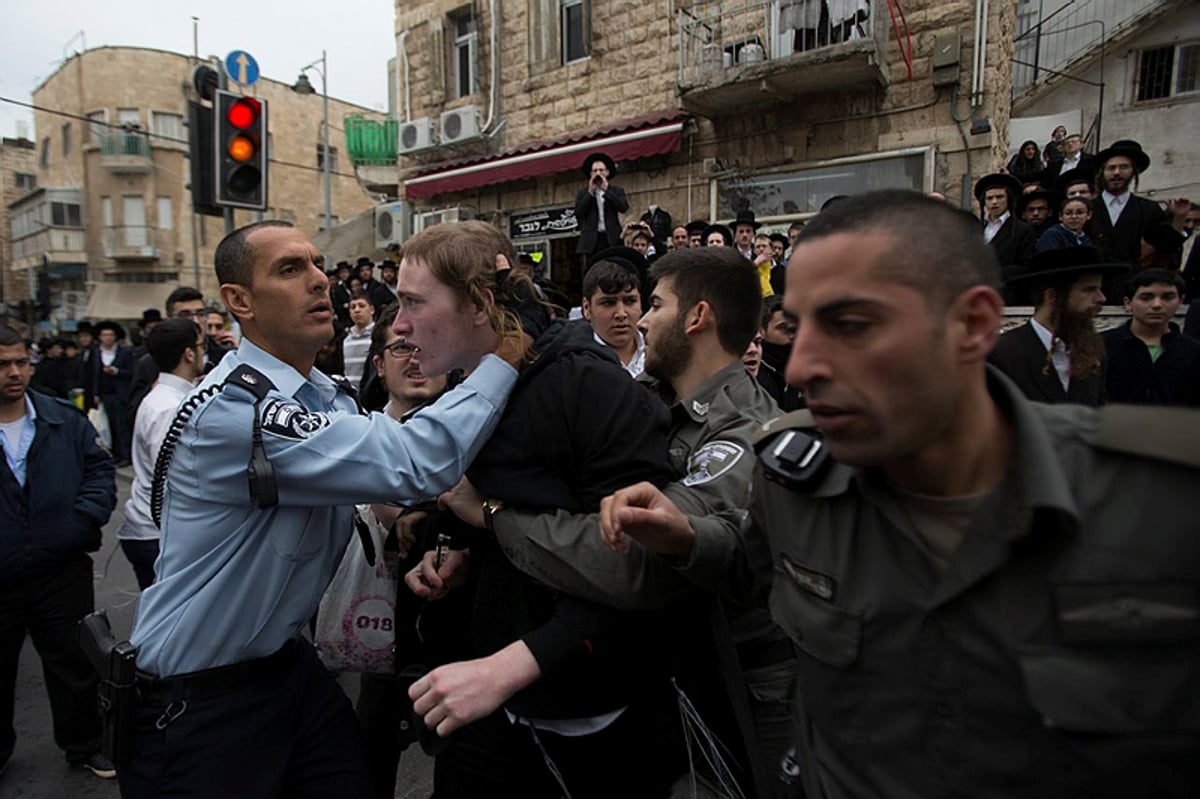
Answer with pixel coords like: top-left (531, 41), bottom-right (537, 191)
top-left (731, 373), bottom-right (1200, 798)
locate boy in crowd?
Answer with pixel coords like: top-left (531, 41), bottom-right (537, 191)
top-left (581, 253), bottom-right (647, 377)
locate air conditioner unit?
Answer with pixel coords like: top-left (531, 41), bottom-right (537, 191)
top-left (414, 206), bottom-right (475, 232)
top-left (398, 117), bottom-right (436, 154)
top-left (62, 291), bottom-right (82, 306)
top-left (439, 105), bottom-right (481, 144)
top-left (374, 202), bottom-right (411, 249)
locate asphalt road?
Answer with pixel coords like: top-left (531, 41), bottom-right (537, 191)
top-left (5, 465), bottom-right (433, 798)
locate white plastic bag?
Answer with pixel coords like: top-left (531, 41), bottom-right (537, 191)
top-left (314, 505), bottom-right (399, 674)
top-left (88, 405), bottom-right (112, 450)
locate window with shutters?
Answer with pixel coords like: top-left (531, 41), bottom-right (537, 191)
top-left (561, 0), bottom-right (591, 64)
top-left (1135, 42), bottom-right (1199, 103)
top-left (529, 0), bottom-right (591, 75)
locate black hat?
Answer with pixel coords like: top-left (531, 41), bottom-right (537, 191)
top-left (335, 260), bottom-right (351, 271)
top-left (379, 258), bottom-right (397, 271)
top-left (700, 224), bottom-right (734, 246)
top-left (768, 232), bottom-right (790, 247)
top-left (1143, 223), bottom-right (1185, 256)
top-left (1018, 187), bottom-right (1065, 214)
top-left (76, 321), bottom-right (94, 335)
top-left (684, 219), bottom-right (708, 236)
top-left (1005, 246), bottom-right (1128, 286)
top-left (355, 256), bottom-right (375, 268)
top-left (588, 245), bottom-right (648, 278)
top-left (1094, 139), bottom-right (1150, 173)
top-left (973, 173), bottom-right (1023, 204)
top-left (139, 308), bottom-right (163, 326)
top-left (581, 152), bottom-right (617, 177)
top-left (732, 209), bottom-right (762, 230)
top-left (95, 320), bottom-right (126, 339)
top-left (1056, 167), bottom-right (1095, 193)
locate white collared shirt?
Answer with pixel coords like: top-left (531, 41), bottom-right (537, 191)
top-left (1030, 317), bottom-right (1071, 391)
top-left (593, 329), bottom-right (646, 378)
top-left (1058, 153), bottom-right (1081, 174)
top-left (983, 211), bottom-right (1010, 244)
top-left (1102, 190), bottom-right (1130, 224)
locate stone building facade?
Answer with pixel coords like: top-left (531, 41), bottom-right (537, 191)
top-left (9, 45), bottom-right (381, 328)
top-left (394, 0), bottom-right (1017, 297)
top-left (0, 137), bottom-right (38, 312)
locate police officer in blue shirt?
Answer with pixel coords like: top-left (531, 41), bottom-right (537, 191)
top-left (119, 220), bottom-right (522, 799)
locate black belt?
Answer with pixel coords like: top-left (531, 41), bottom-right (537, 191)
top-left (137, 639), bottom-right (301, 706)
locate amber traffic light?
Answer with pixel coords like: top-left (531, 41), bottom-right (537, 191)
top-left (214, 91), bottom-right (268, 210)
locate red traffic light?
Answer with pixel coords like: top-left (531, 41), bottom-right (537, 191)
top-left (227, 97), bottom-right (261, 130)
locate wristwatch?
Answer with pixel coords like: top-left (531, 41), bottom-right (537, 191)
top-left (481, 498), bottom-right (506, 531)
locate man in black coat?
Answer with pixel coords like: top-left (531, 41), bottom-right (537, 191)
top-left (975, 173), bottom-right (1036, 304)
top-left (1086, 140), bottom-right (1175, 303)
top-left (989, 247), bottom-right (1127, 406)
top-left (574, 152), bottom-right (629, 270)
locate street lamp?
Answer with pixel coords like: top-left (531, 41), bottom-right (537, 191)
top-left (292, 50), bottom-right (331, 231)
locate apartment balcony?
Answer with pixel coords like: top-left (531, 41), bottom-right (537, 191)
top-left (677, 0), bottom-right (888, 116)
top-left (104, 226), bottom-right (162, 261)
top-left (10, 227), bottom-right (87, 269)
top-left (99, 132), bottom-right (153, 174)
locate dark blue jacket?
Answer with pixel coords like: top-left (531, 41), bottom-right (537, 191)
top-left (0, 389), bottom-right (117, 581)
top-left (1102, 321), bottom-right (1200, 407)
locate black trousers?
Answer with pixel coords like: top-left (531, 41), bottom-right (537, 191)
top-left (0, 553), bottom-right (103, 765)
top-left (433, 690), bottom-right (685, 799)
top-left (118, 638), bottom-right (373, 799)
top-left (99, 393), bottom-right (131, 462)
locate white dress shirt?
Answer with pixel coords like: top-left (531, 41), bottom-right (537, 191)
top-left (983, 211), bottom-right (1010, 244)
top-left (1030, 317), bottom-right (1071, 392)
top-left (1102, 190), bottom-right (1131, 225)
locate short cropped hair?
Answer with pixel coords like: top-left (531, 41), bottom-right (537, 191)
top-left (649, 247), bottom-right (761, 355)
top-left (349, 289), bottom-right (374, 306)
top-left (1125, 268), bottom-right (1186, 299)
top-left (146, 318), bottom-right (201, 373)
top-left (214, 220), bottom-right (295, 287)
top-left (761, 294), bottom-right (786, 329)
top-left (583, 261), bottom-right (640, 298)
top-left (0, 325), bottom-right (25, 348)
top-left (165, 286), bottom-right (204, 315)
top-left (798, 190), bottom-right (1001, 312)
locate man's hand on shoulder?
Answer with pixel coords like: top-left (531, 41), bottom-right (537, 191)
top-left (599, 481), bottom-right (696, 557)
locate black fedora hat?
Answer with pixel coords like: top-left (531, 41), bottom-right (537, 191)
top-left (700, 223), bottom-right (733, 246)
top-left (684, 219), bottom-right (708, 236)
top-left (139, 308), bottom-right (163, 326)
top-left (580, 152), bottom-right (617, 177)
top-left (355, 256), bottom-right (375, 268)
top-left (94, 320), bottom-right (127, 339)
top-left (379, 258), bottom-right (397, 270)
top-left (1094, 139), bottom-right (1150, 173)
top-left (1005, 246), bottom-right (1128, 286)
top-left (732, 209), bottom-right (762, 230)
top-left (1018, 187), bottom-right (1065, 214)
top-left (1056, 166), bottom-right (1095, 194)
top-left (973, 173), bottom-right (1023, 204)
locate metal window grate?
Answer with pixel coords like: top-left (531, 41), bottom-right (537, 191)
top-left (1137, 45), bottom-right (1174, 102)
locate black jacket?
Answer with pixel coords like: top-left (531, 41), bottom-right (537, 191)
top-left (467, 319), bottom-right (674, 719)
top-left (1087, 193), bottom-right (1163, 303)
top-left (1101, 321), bottom-right (1200, 407)
top-left (574, 185), bottom-right (629, 254)
top-left (0, 390), bottom-right (117, 581)
top-left (988, 322), bottom-right (1105, 406)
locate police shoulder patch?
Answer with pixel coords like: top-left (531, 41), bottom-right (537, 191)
top-left (259, 399), bottom-right (331, 440)
top-left (681, 440), bottom-right (745, 486)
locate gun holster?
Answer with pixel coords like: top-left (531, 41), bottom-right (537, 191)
top-left (79, 610), bottom-right (138, 766)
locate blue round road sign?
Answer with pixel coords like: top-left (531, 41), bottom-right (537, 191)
top-left (225, 50), bottom-right (260, 87)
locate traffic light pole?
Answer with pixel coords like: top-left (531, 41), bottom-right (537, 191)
top-left (219, 63), bottom-right (235, 235)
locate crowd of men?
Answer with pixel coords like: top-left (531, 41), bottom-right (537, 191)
top-left (0, 142), bottom-right (1197, 799)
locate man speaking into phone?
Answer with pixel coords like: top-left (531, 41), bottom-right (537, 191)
top-left (575, 152), bottom-right (629, 272)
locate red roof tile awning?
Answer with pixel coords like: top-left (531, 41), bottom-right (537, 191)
top-left (405, 115), bottom-right (686, 200)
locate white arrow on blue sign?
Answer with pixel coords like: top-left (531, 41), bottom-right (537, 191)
top-left (225, 50), bottom-right (260, 87)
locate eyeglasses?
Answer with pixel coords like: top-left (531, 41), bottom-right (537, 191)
top-left (382, 340), bottom-right (418, 360)
top-left (0, 358), bottom-right (31, 369)
top-left (193, 339), bottom-right (208, 351)
top-left (173, 309), bottom-right (204, 320)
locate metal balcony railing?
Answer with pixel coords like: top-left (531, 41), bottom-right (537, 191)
top-left (678, 0), bottom-right (873, 87)
top-left (345, 115), bottom-right (398, 167)
top-left (1013, 0), bottom-right (1170, 95)
top-left (105, 226), bottom-right (162, 259)
top-left (99, 132), bottom-right (152, 157)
